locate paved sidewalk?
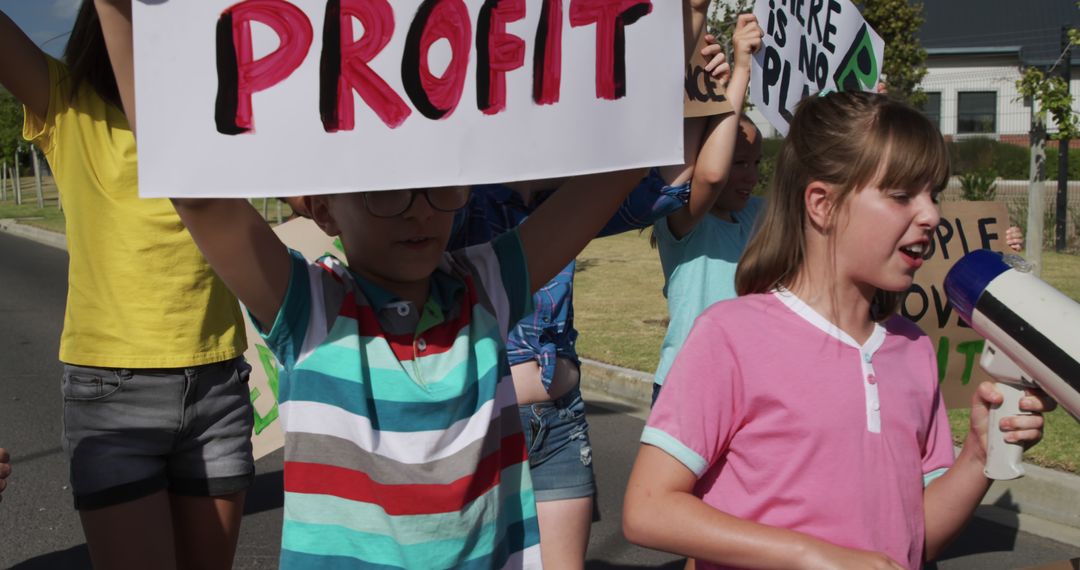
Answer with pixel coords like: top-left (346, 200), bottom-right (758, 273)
top-left (4, 217), bottom-right (1079, 550)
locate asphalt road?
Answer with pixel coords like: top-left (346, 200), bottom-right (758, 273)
top-left (0, 230), bottom-right (1076, 569)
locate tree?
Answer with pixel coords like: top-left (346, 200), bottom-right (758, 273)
top-left (0, 90), bottom-right (23, 168)
top-left (852, 0), bottom-right (929, 107)
top-left (1017, 20), bottom-right (1080, 142)
top-left (707, 0), bottom-right (753, 46)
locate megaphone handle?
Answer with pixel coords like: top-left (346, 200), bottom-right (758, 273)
top-left (984, 382), bottom-right (1027, 480)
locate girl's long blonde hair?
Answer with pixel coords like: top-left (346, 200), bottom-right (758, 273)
top-left (735, 91), bottom-right (950, 320)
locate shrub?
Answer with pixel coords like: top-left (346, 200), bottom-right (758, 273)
top-left (958, 169), bottom-right (997, 201)
top-left (949, 138), bottom-right (1029, 179)
top-left (948, 137), bottom-right (1080, 181)
top-left (1046, 148), bottom-right (1080, 181)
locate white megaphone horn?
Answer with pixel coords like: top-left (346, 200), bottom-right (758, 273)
top-left (944, 250), bottom-right (1080, 480)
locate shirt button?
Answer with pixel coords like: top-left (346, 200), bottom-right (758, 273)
top-left (863, 353), bottom-right (872, 363)
top-left (417, 338), bottom-right (427, 352)
top-left (396, 304), bottom-right (410, 317)
top-left (867, 374), bottom-right (877, 385)
top-left (873, 401), bottom-right (881, 411)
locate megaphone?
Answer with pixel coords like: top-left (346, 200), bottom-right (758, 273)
top-left (944, 250), bottom-right (1080, 480)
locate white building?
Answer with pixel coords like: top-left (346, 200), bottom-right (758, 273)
top-left (918, 0), bottom-right (1080, 145)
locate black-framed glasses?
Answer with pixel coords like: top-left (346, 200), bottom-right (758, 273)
top-left (362, 187), bottom-right (471, 218)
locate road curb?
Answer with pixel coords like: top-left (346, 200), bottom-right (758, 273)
top-left (0, 219), bottom-right (67, 251)
top-left (580, 358), bottom-right (1080, 548)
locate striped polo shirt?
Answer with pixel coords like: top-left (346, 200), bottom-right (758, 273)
top-left (258, 231), bottom-right (542, 569)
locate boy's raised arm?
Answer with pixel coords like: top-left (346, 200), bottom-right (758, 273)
top-left (517, 169), bottom-right (646, 293)
top-left (171, 199), bottom-right (293, 331)
top-left (0, 9), bottom-right (50, 121)
top-left (94, 0), bottom-right (291, 329)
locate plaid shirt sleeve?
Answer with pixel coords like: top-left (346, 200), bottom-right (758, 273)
top-left (597, 167), bottom-right (690, 236)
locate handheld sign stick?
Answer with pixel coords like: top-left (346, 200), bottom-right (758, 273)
top-left (944, 250), bottom-right (1080, 480)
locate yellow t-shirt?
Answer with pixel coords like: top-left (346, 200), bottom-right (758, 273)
top-left (23, 57), bottom-right (246, 368)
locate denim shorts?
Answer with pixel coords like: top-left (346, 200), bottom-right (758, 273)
top-left (519, 387), bottom-right (596, 502)
top-left (61, 357), bottom-right (256, 510)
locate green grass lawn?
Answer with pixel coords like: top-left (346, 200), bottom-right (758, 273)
top-left (0, 175), bottom-right (65, 232)
top-left (575, 232), bottom-right (1080, 474)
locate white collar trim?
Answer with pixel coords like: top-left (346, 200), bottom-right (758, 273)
top-left (772, 289), bottom-right (886, 354)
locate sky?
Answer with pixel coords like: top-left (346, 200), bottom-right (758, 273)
top-left (1, 0), bottom-right (81, 58)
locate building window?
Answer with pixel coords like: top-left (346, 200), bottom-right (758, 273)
top-left (957, 91), bottom-right (996, 134)
top-left (921, 92), bottom-right (942, 128)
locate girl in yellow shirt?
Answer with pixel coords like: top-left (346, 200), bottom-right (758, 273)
top-left (1, 2), bottom-right (253, 568)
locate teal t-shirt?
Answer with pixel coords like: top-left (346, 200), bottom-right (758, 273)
top-left (653, 197), bottom-right (765, 385)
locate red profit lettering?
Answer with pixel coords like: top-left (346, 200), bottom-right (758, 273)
top-left (216, 0), bottom-right (313, 134)
top-left (320, 0), bottom-right (411, 132)
top-left (476, 0), bottom-right (526, 115)
top-left (532, 0), bottom-right (563, 105)
top-left (569, 0), bottom-right (652, 100)
top-left (402, 0), bottom-right (473, 120)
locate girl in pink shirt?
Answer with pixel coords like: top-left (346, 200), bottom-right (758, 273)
top-left (623, 91), bottom-right (1055, 570)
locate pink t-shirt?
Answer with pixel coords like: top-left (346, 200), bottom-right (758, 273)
top-left (644, 291), bottom-right (955, 570)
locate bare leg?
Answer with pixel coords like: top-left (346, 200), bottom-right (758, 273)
top-left (170, 490), bottom-right (247, 570)
top-left (79, 490), bottom-right (177, 570)
top-left (536, 496), bottom-right (593, 570)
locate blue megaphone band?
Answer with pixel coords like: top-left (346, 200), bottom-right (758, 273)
top-left (944, 249), bottom-right (1010, 323)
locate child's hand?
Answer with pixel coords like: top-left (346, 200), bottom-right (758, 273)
top-left (280, 196), bottom-right (312, 219)
top-left (1005, 225), bottom-right (1023, 252)
top-left (730, 14), bottom-right (763, 72)
top-left (967, 381), bottom-right (1055, 462)
top-left (804, 541), bottom-right (906, 570)
top-left (0, 448), bottom-right (10, 503)
top-left (700, 37), bottom-right (729, 84)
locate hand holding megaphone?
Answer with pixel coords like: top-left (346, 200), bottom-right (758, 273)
top-left (945, 250), bottom-right (1080, 480)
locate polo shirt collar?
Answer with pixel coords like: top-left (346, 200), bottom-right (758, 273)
top-left (350, 267), bottom-right (466, 327)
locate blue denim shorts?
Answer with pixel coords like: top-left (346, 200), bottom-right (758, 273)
top-left (519, 387), bottom-right (596, 502)
top-left (60, 357), bottom-right (255, 510)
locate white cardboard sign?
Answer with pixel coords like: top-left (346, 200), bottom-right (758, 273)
top-left (132, 0), bottom-right (683, 198)
top-left (750, 0), bottom-right (884, 136)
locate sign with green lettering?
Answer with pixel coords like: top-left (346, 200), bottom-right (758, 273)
top-left (900, 201), bottom-right (1011, 409)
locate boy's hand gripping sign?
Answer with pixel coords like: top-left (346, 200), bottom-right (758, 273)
top-left (132, 0), bottom-right (684, 198)
top-left (750, 0), bottom-right (884, 136)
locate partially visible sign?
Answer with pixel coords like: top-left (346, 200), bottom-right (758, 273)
top-left (901, 201), bottom-right (1011, 409)
top-left (750, 0), bottom-right (884, 136)
top-left (248, 217), bottom-right (341, 459)
top-left (684, 33), bottom-right (734, 118)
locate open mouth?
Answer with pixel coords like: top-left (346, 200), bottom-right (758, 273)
top-left (899, 242), bottom-right (928, 266)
